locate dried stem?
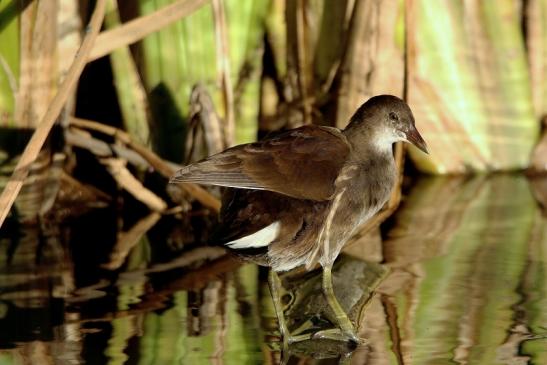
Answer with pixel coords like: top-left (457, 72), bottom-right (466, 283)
top-left (211, 0), bottom-right (235, 146)
top-left (102, 158), bottom-right (168, 212)
top-left (295, 0), bottom-right (312, 124)
top-left (0, 0), bottom-right (107, 229)
top-left (69, 117), bottom-right (221, 212)
top-left (88, 0), bottom-right (209, 62)
top-left (66, 127), bottom-right (149, 168)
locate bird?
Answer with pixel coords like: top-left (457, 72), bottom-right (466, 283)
top-left (170, 95), bottom-right (428, 346)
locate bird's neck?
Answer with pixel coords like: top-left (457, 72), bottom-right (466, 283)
top-left (343, 127), bottom-right (395, 161)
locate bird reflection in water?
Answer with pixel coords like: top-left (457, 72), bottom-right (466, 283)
top-left (264, 256), bottom-right (388, 364)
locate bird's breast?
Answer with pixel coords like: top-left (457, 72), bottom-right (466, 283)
top-left (336, 158), bottom-right (396, 232)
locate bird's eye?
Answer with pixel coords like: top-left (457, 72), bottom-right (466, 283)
top-left (389, 112), bottom-right (399, 121)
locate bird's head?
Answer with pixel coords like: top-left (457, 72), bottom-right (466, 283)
top-left (344, 95), bottom-right (428, 154)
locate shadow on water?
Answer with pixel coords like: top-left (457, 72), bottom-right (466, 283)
top-left (0, 174), bottom-right (546, 364)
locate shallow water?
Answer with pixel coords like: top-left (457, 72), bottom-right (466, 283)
top-left (0, 174), bottom-right (546, 364)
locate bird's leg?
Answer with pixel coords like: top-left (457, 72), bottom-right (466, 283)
top-left (317, 265), bottom-right (360, 343)
top-left (268, 270), bottom-right (325, 345)
top-left (268, 270), bottom-right (290, 352)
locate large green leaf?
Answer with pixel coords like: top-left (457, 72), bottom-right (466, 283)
top-left (0, 0), bottom-right (19, 127)
top-left (385, 175), bottom-right (538, 364)
top-left (137, 0), bottom-right (268, 161)
top-left (105, 0), bottom-right (151, 146)
top-left (408, 0), bottom-right (539, 173)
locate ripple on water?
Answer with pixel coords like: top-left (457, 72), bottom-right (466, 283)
top-left (0, 175), bottom-right (546, 364)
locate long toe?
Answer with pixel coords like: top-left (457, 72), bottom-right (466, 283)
top-left (311, 328), bottom-right (361, 345)
top-left (345, 330), bottom-right (362, 346)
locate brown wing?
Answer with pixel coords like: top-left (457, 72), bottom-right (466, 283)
top-left (170, 125), bottom-right (351, 201)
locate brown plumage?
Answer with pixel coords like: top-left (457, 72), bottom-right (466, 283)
top-left (174, 125), bottom-right (348, 201)
top-left (171, 95), bottom-right (427, 272)
top-left (171, 95), bottom-right (427, 343)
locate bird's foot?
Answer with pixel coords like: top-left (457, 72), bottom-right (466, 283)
top-left (311, 328), bottom-right (362, 345)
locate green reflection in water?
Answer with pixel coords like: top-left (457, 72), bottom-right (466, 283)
top-left (106, 317), bottom-right (132, 365)
top-left (385, 174), bottom-right (544, 364)
top-left (225, 264), bottom-right (263, 364)
top-left (139, 292), bottom-right (189, 365)
top-left (1, 175), bottom-right (546, 364)
top-left (521, 209), bottom-right (547, 364)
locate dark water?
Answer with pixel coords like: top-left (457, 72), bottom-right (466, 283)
top-left (1, 174), bottom-right (546, 364)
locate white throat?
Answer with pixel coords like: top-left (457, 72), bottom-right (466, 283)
top-left (371, 127), bottom-right (405, 153)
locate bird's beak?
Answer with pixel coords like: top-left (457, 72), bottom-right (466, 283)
top-left (406, 126), bottom-right (428, 154)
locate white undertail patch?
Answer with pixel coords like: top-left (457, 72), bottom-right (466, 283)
top-left (226, 221), bottom-right (280, 249)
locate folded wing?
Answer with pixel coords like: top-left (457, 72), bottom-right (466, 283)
top-left (170, 125), bottom-right (351, 201)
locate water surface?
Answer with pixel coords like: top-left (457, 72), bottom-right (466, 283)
top-left (0, 174), bottom-right (546, 364)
